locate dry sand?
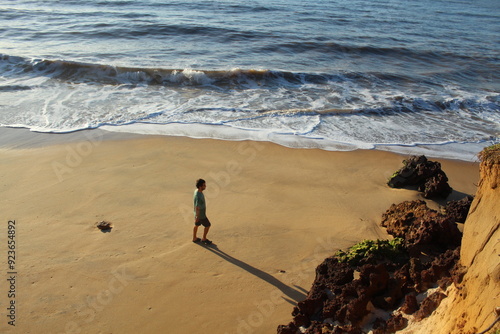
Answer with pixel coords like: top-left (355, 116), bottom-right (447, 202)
top-left (0, 128), bottom-right (479, 333)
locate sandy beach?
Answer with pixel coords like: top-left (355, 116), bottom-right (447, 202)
top-left (0, 128), bottom-right (479, 334)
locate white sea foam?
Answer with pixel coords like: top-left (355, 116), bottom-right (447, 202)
top-left (98, 122), bottom-right (493, 161)
top-left (0, 62), bottom-right (496, 162)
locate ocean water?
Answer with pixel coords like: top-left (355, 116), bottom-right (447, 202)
top-left (0, 0), bottom-right (499, 160)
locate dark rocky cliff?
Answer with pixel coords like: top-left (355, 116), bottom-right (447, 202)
top-left (277, 148), bottom-right (500, 334)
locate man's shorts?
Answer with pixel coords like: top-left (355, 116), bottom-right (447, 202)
top-left (195, 218), bottom-right (211, 227)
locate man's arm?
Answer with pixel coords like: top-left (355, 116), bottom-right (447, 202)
top-left (194, 206), bottom-right (201, 222)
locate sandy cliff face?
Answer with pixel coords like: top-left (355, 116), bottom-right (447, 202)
top-left (402, 147), bottom-right (500, 334)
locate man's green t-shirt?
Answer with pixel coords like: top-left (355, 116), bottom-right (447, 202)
top-left (193, 189), bottom-right (207, 219)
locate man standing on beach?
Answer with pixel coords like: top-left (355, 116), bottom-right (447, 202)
top-left (193, 179), bottom-right (212, 245)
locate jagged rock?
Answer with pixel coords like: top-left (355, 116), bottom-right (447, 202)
top-left (381, 200), bottom-right (461, 256)
top-left (359, 263), bottom-right (390, 295)
top-left (405, 214), bottom-right (461, 256)
top-left (378, 277), bottom-right (404, 310)
top-left (420, 248), bottom-right (460, 286)
top-left (293, 260), bottom-right (404, 331)
top-left (372, 318), bottom-right (388, 334)
top-left (331, 324), bottom-right (364, 334)
top-left (414, 291), bottom-right (447, 321)
top-left (386, 313), bottom-right (408, 332)
top-left (290, 258), bottom-right (355, 328)
top-left (330, 264), bottom-right (392, 324)
top-left (282, 232), bottom-right (460, 333)
top-left (401, 293), bottom-right (419, 314)
top-left (278, 171), bottom-right (474, 333)
top-left (393, 263), bottom-right (412, 295)
top-left (444, 196), bottom-right (474, 223)
top-left (381, 200), bottom-right (430, 238)
top-left (292, 299), bottom-right (319, 326)
top-left (302, 321), bottom-right (333, 334)
top-left (387, 155), bottom-right (452, 198)
top-left (387, 155), bottom-right (429, 187)
top-left (343, 293), bottom-right (370, 324)
top-left (408, 258), bottom-right (426, 293)
top-left (419, 172), bottom-right (451, 198)
top-left (371, 314), bottom-right (408, 334)
top-left (313, 257), bottom-right (355, 291)
top-left (292, 311), bottom-right (310, 328)
top-left (276, 323), bottom-right (298, 334)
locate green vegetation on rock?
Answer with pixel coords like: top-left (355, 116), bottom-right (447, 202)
top-left (335, 238), bottom-right (406, 266)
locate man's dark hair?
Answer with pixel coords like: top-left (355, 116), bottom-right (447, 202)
top-left (196, 179), bottom-right (206, 188)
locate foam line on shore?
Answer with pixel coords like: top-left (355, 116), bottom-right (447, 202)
top-left (0, 124), bottom-right (490, 162)
top-left (100, 123), bottom-right (489, 161)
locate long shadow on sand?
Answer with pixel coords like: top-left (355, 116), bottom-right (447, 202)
top-left (198, 243), bottom-right (306, 305)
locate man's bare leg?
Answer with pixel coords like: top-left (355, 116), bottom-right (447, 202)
top-left (193, 225), bottom-right (199, 241)
top-left (202, 226), bottom-right (210, 241)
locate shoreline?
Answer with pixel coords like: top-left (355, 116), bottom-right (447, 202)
top-left (0, 126), bottom-right (479, 333)
top-left (0, 126), bottom-right (145, 149)
top-left (0, 125), bottom-right (489, 162)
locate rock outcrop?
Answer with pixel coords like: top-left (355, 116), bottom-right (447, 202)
top-left (387, 155), bottom-right (452, 198)
top-left (278, 146), bottom-right (500, 334)
top-left (277, 198), bottom-right (467, 334)
top-left (381, 200), bottom-right (462, 256)
top-left (444, 196), bottom-right (474, 224)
